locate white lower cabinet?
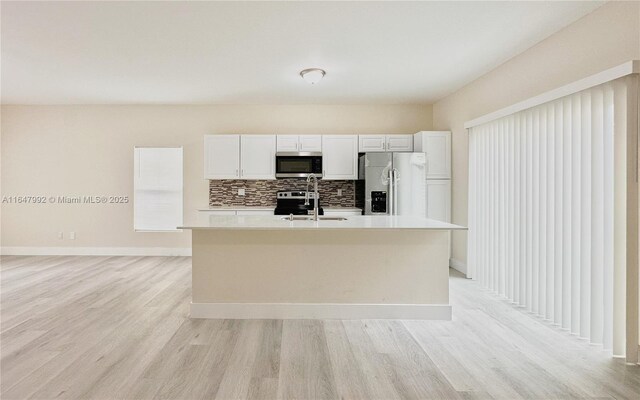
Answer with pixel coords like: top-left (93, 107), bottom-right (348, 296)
top-left (322, 135), bottom-right (358, 180)
top-left (199, 209), bottom-right (274, 216)
top-left (199, 210), bottom-right (237, 216)
top-left (235, 210), bottom-right (274, 216)
top-left (425, 179), bottom-right (451, 222)
top-left (200, 209), bottom-right (362, 217)
top-left (323, 209), bottom-right (362, 217)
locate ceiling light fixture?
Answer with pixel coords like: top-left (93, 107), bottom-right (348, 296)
top-left (300, 68), bottom-right (326, 84)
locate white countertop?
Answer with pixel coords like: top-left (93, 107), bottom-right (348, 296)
top-left (198, 206), bottom-right (363, 212)
top-left (198, 206), bottom-right (275, 211)
top-left (180, 214), bottom-right (466, 230)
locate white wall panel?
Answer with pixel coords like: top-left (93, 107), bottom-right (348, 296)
top-left (134, 147), bottom-right (183, 231)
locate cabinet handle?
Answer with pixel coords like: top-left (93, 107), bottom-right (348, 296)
top-left (236, 169), bottom-right (239, 177)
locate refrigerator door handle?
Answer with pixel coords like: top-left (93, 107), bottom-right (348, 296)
top-left (388, 168), bottom-right (394, 215)
top-left (393, 168), bottom-right (398, 215)
top-left (389, 168), bottom-right (398, 215)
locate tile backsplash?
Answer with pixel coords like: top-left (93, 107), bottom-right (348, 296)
top-left (209, 179), bottom-right (357, 208)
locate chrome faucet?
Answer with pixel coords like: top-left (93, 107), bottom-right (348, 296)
top-left (305, 173), bottom-right (320, 221)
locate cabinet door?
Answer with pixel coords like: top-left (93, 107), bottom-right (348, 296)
top-left (299, 135), bottom-right (322, 152)
top-left (323, 210), bottom-right (362, 217)
top-left (236, 210), bottom-right (274, 216)
top-left (322, 135), bottom-right (358, 180)
top-left (420, 132), bottom-right (451, 179)
top-left (240, 135), bottom-right (276, 180)
top-left (386, 134), bottom-right (414, 152)
top-left (358, 135), bottom-right (386, 152)
top-left (276, 135), bottom-right (299, 152)
top-left (204, 135), bottom-right (240, 179)
top-left (198, 210), bottom-right (237, 216)
top-left (425, 180), bottom-right (451, 222)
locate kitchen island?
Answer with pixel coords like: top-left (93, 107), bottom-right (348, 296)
top-left (180, 214), bottom-right (466, 320)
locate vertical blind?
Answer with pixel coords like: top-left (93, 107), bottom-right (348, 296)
top-left (134, 147), bottom-right (183, 231)
top-left (468, 77), bottom-right (631, 353)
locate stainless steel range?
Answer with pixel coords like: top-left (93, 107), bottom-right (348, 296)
top-left (274, 190), bottom-right (324, 216)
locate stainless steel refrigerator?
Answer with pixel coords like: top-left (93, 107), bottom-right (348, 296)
top-left (359, 152), bottom-right (426, 216)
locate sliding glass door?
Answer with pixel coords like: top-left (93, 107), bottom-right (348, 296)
top-left (467, 75), bottom-right (637, 358)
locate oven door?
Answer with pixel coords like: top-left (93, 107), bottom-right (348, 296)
top-left (275, 152), bottom-right (322, 178)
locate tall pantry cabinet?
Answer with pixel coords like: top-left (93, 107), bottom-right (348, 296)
top-left (414, 131), bottom-right (452, 223)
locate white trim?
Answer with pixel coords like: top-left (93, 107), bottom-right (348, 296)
top-left (190, 302), bottom-right (452, 320)
top-left (464, 60), bottom-right (640, 129)
top-left (450, 258), bottom-right (467, 275)
top-left (0, 247), bottom-right (191, 256)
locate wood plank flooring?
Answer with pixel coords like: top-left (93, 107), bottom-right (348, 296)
top-left (1, 255), bottom-right (639, 399)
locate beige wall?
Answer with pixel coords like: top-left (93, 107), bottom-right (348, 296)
top-left (433, 1), bottom-right (640, 270)
top-left (0, 104), bottom-right (432, 249)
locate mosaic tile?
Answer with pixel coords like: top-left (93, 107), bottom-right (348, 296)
top-left (209, 179), bottom-right (359, 208)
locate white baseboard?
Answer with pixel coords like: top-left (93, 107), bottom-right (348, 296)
top-left (0, 247), bottom-right (191, 256)
top-left (190, 302), bottom-right (452, 320)
top-left (450, 258), bottom-right (467, 275)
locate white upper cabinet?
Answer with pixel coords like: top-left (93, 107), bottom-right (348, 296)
top-left (240, 135), bottom-right (276, 180)
top-left (276, 135), bottom-right (322, 152)
top-left (322, 135), bottom-right (358, 180)
top-left (299, 135), bottom-right (322, 152)
top-left (276, 135), bottom-right (299, 152)
top-left (204, 135), bottom-right (240, 179)
top-left (358, 135), bottom-right (386, 152)
top-left (414, 131), bottom-right (451, 179)
top-left (426, 179), bottom-right (451, 222)
top-left (358, 134), bottom-right (414, 152)
top-left (386, 134), bottom-right (414, 152)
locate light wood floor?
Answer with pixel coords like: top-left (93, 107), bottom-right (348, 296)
top-left (1, 255), bottom-right (639, 400)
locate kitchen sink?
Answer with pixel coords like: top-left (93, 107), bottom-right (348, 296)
top-left (280, 216), bottom-right (347, 221)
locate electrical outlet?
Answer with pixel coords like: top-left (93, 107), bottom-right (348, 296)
top-left (337, 189), bottom-right (343, 196)
top-left (238, 188), bottom-right (245, 196)
top-left (58, 232), bottom-right (64, 240)
top-left (69, 232), bottom-right (76, 240)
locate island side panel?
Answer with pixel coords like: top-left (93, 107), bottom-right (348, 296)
top-left (191, 229), bottom-right (449, 319)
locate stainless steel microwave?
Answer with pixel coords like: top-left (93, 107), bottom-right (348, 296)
top-left (275, 152), bottom-right (323, 178)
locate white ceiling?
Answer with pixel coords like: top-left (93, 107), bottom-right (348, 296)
top-left (1, 1), bottom-right (603, 105)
